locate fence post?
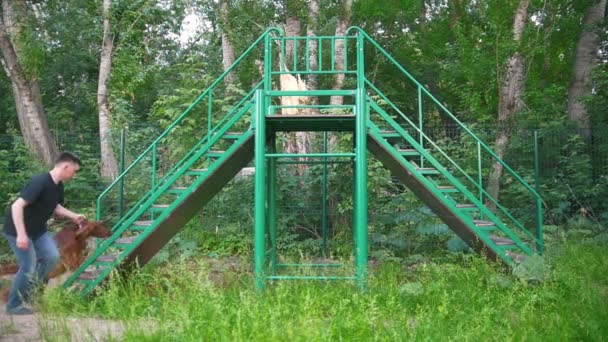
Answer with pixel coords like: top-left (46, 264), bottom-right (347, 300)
top-left (534, 130), bottom-right (543, 253)
top-left (119, 127), bottom-right (126, 219)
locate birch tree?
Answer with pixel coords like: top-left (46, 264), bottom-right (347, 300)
top-left (0, 0), bottom-right (58, 166)
top-left (328, 0), bottom-right (353, 107)
top-left (219, 0), bottom-right (236, 84)
top-left (486, 0), bottom-right (530, 206)
top-left (567, 0), bottom-right (607, 138)
top-left (98, 0), bottom-right (119, 180)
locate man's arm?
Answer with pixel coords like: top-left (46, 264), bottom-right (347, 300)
top-left (54, 204), bottom-right (86, 225)
top-left (11, 198), bottom-right (29, 250)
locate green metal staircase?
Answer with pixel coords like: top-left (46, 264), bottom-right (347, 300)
top-left (63, 27), bottom-right (542, 295)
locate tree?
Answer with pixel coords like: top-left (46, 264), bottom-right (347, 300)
top-left (486, 0), bottom-right (530, 206)
top-left (567, 0), bottom-right (607, 138)
top-left (219, 0), bottom-right (236, 84)
top-left (0, 0), bottom-right (58, 165)
top-left (328, 0), bottom-right (353, 107)
top-left (98, 0), bottom-right (119, 180)
top-left (306, 0), bottom-right (320, 115)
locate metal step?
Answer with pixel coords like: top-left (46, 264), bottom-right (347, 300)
top-left (398, 149), bottom-right (421, 157)
top-left (473, 219), bottom-right (496, 227)
top-left (150, 204), bottom-right (170, 211)
top-left (416, 167), bottom-right (440, 175)
top-left (96, 254), bottom-right (119, 264)
top-left (186, 168), bottom-right (208, 175)
top-left (166, 186), bottom-right (188, 194)
top-left (131, 220), bottom-right (153, 230)
top-left (206, 150), bottom-right (225, 158)
top-left (456, 204), bottom-right (478, 211)
top-left (437, 185), bottom-right (459, 193)
top-left (379, 130), bottom-right (400, 138)
top-left (114, 235), bottom-right (140, 245)
top-left (78, 268), bottom-right (105, 281)
top-left (220, 132), bottom-right (244, 140)
top-left (489, 235), bottom-right (515, 246)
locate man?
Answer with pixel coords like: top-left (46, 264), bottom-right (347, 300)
top-left (3, 152), bottom-right (86, 315)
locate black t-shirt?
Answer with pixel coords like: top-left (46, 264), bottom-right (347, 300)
top-left (3, 173), bottom-right (64, 240)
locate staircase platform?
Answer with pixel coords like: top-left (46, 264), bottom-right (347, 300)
top-left (266, 114), bottom-right (355, 132)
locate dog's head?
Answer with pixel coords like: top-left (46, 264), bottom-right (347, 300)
top-left (75, 221), bottom-right (111, 239)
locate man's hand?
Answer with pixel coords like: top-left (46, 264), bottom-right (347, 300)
top-left (74, 214), bottom-right (87, 228)
top-left (16, 234), bottom-right (29, 250)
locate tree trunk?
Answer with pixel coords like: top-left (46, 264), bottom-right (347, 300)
top-left (326, 0), bottom-right (353, 148)
top-left (98, 0), bottom-right (119, 180)
top-left (279, 13), bottom-right (314, 175)
top-left (486, 0), bottom-right (529, 207)
top-left (306, 0), bottom-right (320, 115)
top-left (220, 0), bottom-right (236, 84)
top-left (0, 0), bottom-right (58, 166)
top-left (328, 0), bottom-right (353, 107)
top-left (567, 0), bottom-right (607, 138)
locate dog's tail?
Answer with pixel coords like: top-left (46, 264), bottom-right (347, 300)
top-left (0, 264), bottom-right (19, 275)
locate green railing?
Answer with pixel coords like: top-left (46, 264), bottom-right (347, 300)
top-left (347, 26), bottom-right (543, 252)
top-left (96, 27), bottom-right (282, 226)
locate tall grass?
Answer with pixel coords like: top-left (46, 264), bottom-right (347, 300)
top-left (40, 240), bottom-right (607, 341)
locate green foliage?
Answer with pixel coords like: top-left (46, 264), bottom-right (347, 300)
top-left (38, 240), bottom-right (608, 341)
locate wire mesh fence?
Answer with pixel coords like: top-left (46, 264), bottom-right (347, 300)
top-left (0, 123), bottom-right (606, 229)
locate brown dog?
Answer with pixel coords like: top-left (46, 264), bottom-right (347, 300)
top-left (0, 220), bottom-right (111, 301)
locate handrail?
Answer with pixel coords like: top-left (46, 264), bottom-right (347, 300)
top-left (348, 26), bottom-right (541, 202)
top-left (105, 95), bottom-right (257, 232)
top-left (96, 27), bottom-right (283, 221)
top-left (350, 26), bottom-right (542, 250)
top-left (369, 95), bottom-right (536, 243)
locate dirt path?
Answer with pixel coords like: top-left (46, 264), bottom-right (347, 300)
top-left (0, 312), bottom-right (127, 341)
top-left (0, 274), bottom-right (127, 341)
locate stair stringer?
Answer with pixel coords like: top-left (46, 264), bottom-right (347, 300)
top-left (116, 134), bottom-right (255, 271)
top-left (367, 132), bottom-right (503, 263)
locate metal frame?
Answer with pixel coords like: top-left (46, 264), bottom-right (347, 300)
top-left (64, 26), bottom-right (543, 295)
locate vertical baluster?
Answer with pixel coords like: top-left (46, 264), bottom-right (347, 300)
top-left (418, 87), bottom-right (424, 167)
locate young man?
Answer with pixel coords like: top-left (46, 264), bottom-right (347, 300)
top-left (3, 152), bottom-right (86, 315)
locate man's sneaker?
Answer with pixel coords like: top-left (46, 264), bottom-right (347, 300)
top-left (6, 306), bottom-right (34, 315)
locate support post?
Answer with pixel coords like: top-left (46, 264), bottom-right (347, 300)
top-left (254, 89), bottom-right (267, 291)
top-left (268, 134), bottom-right (278, 273)
top-left (119, 128), bottom-right (126, 219)
top-left (322, 132), bottom-right (329, 257)
top-left (534, 130), bottom-right (543, 253)
top-left (354, 33), bottom-right (368, 290)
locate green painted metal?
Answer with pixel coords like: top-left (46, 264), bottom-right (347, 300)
top-left (322, 132), bottom-right (328, 257)
top-left (534, 130), bottom-right (544, 253)
top-left (418, 86), bottom-right (424, 167)
top-left (265, 153), bottom-right (355, 158)
top-left (354, 31), bottom-right (368, 290)
top-left (119, 128), bottom-right (125, 219)
top-left (276, 263), bottom-right (343, 268)
top-left (268, 134), bottom-right (278, 273)
top-left (254, 89), bottom-right (266, 291)
top-left (65, 127), bottom-right (256, 295)
top-left (350, 25), bottom-right (542, 251)
top-left (95, 26), bottom-right (281, 222)
top-left (367, 110), bottom-right (534, 263)
top-left (365, 79), bottom-right (540, 247)
top-left (267, 276), bottom-right (356, 281)
top-left (74, 26), bottom-right (543, 296)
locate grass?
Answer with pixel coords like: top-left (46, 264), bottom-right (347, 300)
top-left (36, 238), bottom-right (608, 341)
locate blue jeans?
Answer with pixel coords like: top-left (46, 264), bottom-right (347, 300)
top-left (4, 231), bottom-right (60, 310)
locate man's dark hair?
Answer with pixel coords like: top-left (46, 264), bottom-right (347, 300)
top-left (55, 151), bottom-right (81, 166)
